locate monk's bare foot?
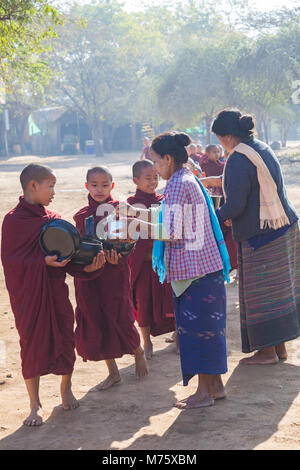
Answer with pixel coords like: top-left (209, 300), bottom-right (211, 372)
top-left (135, 348), bottom-right (149, 379)
top-left (165, 336), bottom-right (174, 343)
top-left (276, 343), bottom-right (288, 360)
top-left (95, 373), bottom-right (121, 391)
top-left (144, 341), bottom-right (153, 360)
top-left (61, 387), bottom-right (80, 411)
top-left (165, 331), bottom-right (176, 343)
top-left (239, 349), bottom-right (279, 365)
top-left (23, 406), bottom-right (43, 427)
top-left (174, 393), bottom-right (214, 410)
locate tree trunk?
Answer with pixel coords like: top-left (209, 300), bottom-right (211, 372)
top-left (105, 125), bottom-right (116, 153)
top-left (281, 126), bottom-right (288, 148)
top-left (18, 116), bottom-right (29, 154)
top-left (91, 119), bottom-right (104, 157)
top-left (130, 122), bottom-right (137, 151)
top-left (205, 115), bottom-right (212, 145)
top-left (262, 119), bottom-right (269, 144)
top-left (256, 119), bottom-right (264, 140)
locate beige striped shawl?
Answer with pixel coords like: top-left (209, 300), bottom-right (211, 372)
top-left (223, 142), bottom-right (289, 230)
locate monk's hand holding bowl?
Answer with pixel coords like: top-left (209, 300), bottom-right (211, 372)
top-left (105, 249), bottom-right (122, 265)
top-left (84, 252), bottom-right (106, 272)
top-left (45, 255), bottom-right (71, 268)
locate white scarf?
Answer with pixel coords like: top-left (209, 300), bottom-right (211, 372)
top-left (223, 143), bottom-right (289, 230)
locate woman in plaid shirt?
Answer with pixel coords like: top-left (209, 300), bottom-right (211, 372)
top-left (127, 132), bottom-right (228, 409)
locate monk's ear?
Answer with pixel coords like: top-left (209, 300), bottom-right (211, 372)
top-left (111, 182), bottom-right (115, 190)
top-left (29, 180), bottom-right (38, 192)
top-left (85, 182), bottom-right (89, 190)
top-left (133, 177), bottom-right (139, 186)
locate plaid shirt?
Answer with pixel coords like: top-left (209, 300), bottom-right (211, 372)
top-left (163, 168), bottom-right (223, 282)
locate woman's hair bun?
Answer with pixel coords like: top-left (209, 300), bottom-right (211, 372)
top-left (174, 132), bottom-right (191, 148)
top-left (239, 114), bottom-right (255, 132)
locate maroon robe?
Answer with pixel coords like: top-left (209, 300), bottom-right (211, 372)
top-left (221, 224), bottom-right (238, 271)
top-left (1, 197), bottom-right (94, 380)
top-left (127, 189), bottom-right (175, 336)
top-left (199, 155), bottom-right (225, 177)
top-left (73, 194), bottom-right (140, 361)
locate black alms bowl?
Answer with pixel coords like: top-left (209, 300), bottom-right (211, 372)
top-left (40, 218), bottom-right (80, 261)
top-left (72, 237), bottom-right (104, 265)
top-left (40, 218), bottom-right (103, 265)
top-left (102, 239), bottom-right (136, 257)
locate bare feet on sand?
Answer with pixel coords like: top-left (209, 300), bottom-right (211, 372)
top-left (134, 347), bottom-right (149, 379)
top-left (276, 343), bottom-right (288, 360)
top-left (174, 374), bottom-right (225, 409)
top-left (174, 393), bottom-right (214, 410)
top-left (95, 373), bottom-right (121, 391)
top-left (239, 347), bottom-right (279, 365)
top-left (209, 375), bottom-right (226, 400)
top-left (144, 341), bottom-right (153, 360)
top-left (61, 380), bottom-right (80, 410)
top-left (165, 332), bottom-right (176, 343)
top-left (165, 331), bottom-right (179, 354)
top-left (23, 405), bottom-right (43, 427)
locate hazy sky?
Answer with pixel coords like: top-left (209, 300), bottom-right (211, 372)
top-left (121, 0), bottom-right (298, 11)
top-left (53, 0), bottom-right (299, 11)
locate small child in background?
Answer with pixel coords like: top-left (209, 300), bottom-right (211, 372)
top-left (140, 137), bottom-right (151, 160)
top-left (200, 145), bottom-right (225, 197)
top-left (73, 166), bottom-right (148, 390)
top-left (127, 160), bottom-right (175, 359)
top-left (200, 145), bottom-right (225, 178)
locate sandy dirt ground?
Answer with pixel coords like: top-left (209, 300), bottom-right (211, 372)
top-left (0, 147), bottom-right (300, 451)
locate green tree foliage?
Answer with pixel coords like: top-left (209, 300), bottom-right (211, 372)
top-left (0, 1), bottom-right (61, 65)
top-left (46, 0), bottom-right (171, 155)
top-left (2, 0), bottom-right (300, 154)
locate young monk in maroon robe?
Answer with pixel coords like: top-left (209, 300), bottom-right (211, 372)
top-left (73, 166), bottom-right (148, 391)
top-left (127, 160), bottom-right (175, 360)
top-left (1, 164), bottom-right (105, 427)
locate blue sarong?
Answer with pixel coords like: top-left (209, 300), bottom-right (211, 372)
top-left (173, 270), bottom-right (227, 386)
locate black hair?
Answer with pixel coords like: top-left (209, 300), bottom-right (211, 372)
top-left (211, 108), bottom-right (255, 139)
top-left (132, 159), bottom-right (154, 178)
top-left (86, 166), bottom-right (113, 182)
top-left (20, 163), bottom-right (55, 190)
top-left (151, 132), bottom-right (191, 165)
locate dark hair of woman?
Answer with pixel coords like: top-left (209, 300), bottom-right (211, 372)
top-left (211, 108), bottom-right (256, 139)
top-left (151, 131), bottom-right (191, 165)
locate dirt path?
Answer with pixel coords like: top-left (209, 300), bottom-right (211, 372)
top-left (0, 149), bottom-right (300, 450)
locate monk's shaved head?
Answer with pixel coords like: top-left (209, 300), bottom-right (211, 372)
top-left (86, 166), bottom-right (113, 182)
top-left (20, 164), bottom-right (55, 190)
top-left (132, 159), bottom-right (154, 179)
